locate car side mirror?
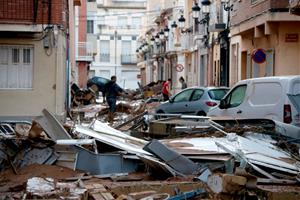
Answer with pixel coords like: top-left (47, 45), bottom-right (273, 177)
top-left (219, 99), bottom-right (227, 109)
top-left (169, 98), bottom-right (174, 103)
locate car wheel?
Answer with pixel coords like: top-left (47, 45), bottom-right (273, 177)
top-left (197, 111), bottom-right (206, 116)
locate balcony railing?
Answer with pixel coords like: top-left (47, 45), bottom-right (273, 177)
top-left (121, 54), bottom-right (137, 65)
top-left (99, 53), bottom-right (110, 62)
top-left (76, 42), bottom-right (93, 62)
top-left (181, 34), bottom-right (193, 51)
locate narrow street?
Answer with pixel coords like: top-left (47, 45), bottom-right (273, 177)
top-left (0, 0), bottom-right (300, 199)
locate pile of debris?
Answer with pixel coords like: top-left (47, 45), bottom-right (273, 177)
top-left (1, 109), bottom-right (300, 199)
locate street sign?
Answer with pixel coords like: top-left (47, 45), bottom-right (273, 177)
top-left (175, 64), bottom-right (184, 72)
top-left (251, 49), bottom-right (266, 64)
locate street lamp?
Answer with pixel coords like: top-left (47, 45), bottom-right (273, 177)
top-left (143, 43), bottom-right (149, 52)
top-left (178, 15), bottom-right (186, 29)
top-left (201, 0), bottom-right (211, 14)
top-left (192, 2), bottom-right (201, 19)
top-left (150, 36), bottom-right (155, 45)
top-left (221, 0), bottom-right (233, 11)
top-left (171, 21), bottom-right (178, 32)
top-left (155, 34), bottom-right (160, 43)
top-left (159, 29), bottom-right (165, 40)
top-left (164, 26), bottom-right (170, 37)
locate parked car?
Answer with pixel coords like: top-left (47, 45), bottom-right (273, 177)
top-left (155, 87), bottom-right (229, 116)
top-left (208, 76), bottom-right (300, 126)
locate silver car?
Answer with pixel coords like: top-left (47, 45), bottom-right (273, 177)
top-left (156, 87), bottom-right (229, 116)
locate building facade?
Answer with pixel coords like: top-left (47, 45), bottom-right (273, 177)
top-left (0, 0), bottom-right (77, 120)
top-left (229, 0), bottom-right (300, 86)
top-left (89, 0), bottom-right (146, 89)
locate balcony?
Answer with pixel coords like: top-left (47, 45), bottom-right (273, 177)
top-left (181, 34), bottom-right (194, 52)
top-left (87, 34), bottom-right (98, 54)
top-left (0, 1), bottom-right (34, 23)
top-left (76, 42), bottom-right (93, 62)
top-left (100, 53), bottom-right (110, 63)
top-left (121, 54), bottom-right (137, 65)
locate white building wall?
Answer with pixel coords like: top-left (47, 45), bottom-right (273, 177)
top-left (90, 0), bottom-right (146, 90)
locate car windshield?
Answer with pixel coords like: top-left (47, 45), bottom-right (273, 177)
top-left (208, 89), bottom-right (229, 101)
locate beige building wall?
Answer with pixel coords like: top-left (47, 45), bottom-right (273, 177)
top-left (0, 33), bottom-right (67, 120)
top-left (230, 21), bottom-right (300, 86)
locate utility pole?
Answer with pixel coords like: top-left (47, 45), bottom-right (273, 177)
top-left (114, 30), bottom-right (117, 75)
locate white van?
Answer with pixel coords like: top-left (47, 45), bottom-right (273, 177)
top-left (208, 76), bottom-right (300, 126)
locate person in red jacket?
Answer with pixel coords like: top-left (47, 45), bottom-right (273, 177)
top-left (162, 78), bottom-right (172, 101)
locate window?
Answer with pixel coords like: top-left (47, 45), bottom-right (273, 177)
top-left (173, 89), bottom-right (194, 103)
top-left (87, 20), bottom-right (94, 34)
top-left (208, 89), bottom-right (229, 101)
top-left (191, 89), bottom-right (204, 101)
top-left (98, 16), bottom-right (105, 25)
top-left (118, 16), bottom-right (128, 28)
top-left (12, 48), bottom-right (20, 64)
top-left (224, 85), bottom-right (247, 108)
top-left (0, 45), bottom-right (33, 89)
top-left (121, 41), bottom-right (131, 63)
top-left (23, 49), bottom-right (31, 64)
top-left (132, 17), bottom-right (141, 28)
top-left (99, 40), bottom-right (110, 62)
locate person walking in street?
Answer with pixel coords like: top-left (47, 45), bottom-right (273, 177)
top-left (179, 76), bottom-right (187, 90)
top-left (104, 75), bottom-right (130, 122)
top-left (162, 78), bottom-right (172, 101)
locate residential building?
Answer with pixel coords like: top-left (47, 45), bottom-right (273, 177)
top-left (229, 0), bottom-right (300, 86)
top-left (74, 0), bottom-right (97, 88)
top-left (138, 0), bottom-right (193, 93)
top-left (0, 0), bottom-right (78, 120)
top-left (90, 0), bottom-right (146, 89)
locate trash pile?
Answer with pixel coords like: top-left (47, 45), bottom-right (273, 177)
top-left (1, 109), bottom-right (300, 199)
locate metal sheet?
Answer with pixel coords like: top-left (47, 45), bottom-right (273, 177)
top-left (137, 154), bottom-right (180, 176)
top-left (35, 109), bottom-right (71, 141)
top-left (75, 148), bottom-right (139, 175)
top-left (16, 147), bottom-right (54, 168)
top-left (75, 125), bottom-right (151, 155)
top-left (143, 139), bottom-right (199, 175)
top-left (162, 137), bottom-right (228, 155)
top-left (92, 120), bottom-right (147, 146)
top-left (216, 134), bottom-right (300, 175)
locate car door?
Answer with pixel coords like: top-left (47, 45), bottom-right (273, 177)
top-left (212, 84), bottom-right (248, 118)
top-left (166, 89), bottom-right (195, 114)
top-left (188, 89), bottom-right (205, 114)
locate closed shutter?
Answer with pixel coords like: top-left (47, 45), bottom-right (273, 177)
top-left (266, 49), bottom-right (274, 76)
top-left (246, 53), bottom-right (252, 79)
top-left (0, 45), bottom-right (33, 89)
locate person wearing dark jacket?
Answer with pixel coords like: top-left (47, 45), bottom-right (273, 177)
top-left (104, 76), bottom-right (130, 122)
top-left (179, 76), bottom-right (187, 90)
